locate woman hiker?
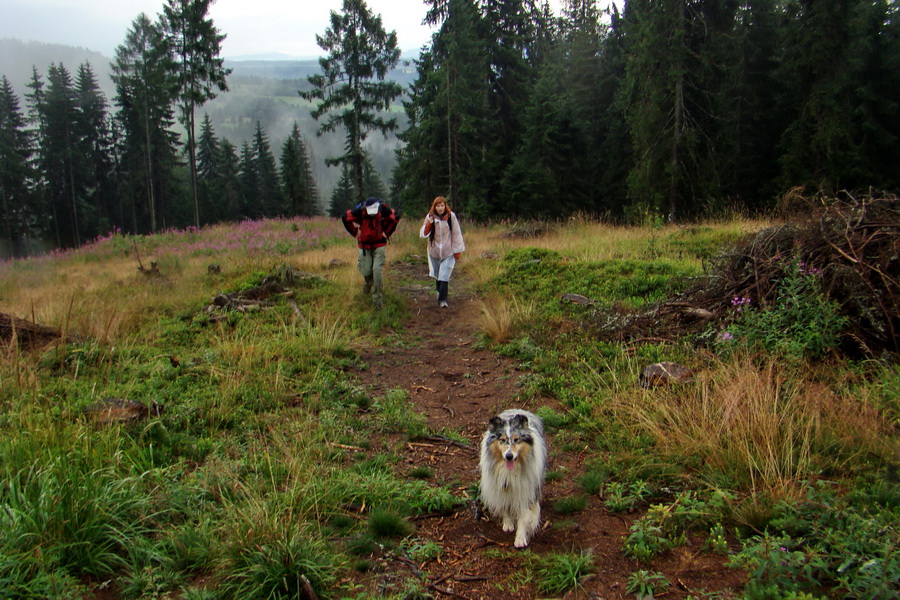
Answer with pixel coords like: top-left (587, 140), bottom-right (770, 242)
top-left (419, 196), bottom-right (465, 308)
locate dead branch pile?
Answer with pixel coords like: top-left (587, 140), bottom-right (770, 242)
top-left (589, 194), bottom-right (900, 356)
top-left (205, 264), bottom-right (322, 315)
top-left (208, 279), bottom-right (290, 312)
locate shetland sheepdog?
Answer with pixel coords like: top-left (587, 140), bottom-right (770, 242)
top-left (479, 409), bottom-right (547, 548)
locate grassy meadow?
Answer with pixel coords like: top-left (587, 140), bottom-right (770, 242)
top-left (0, 216), bottom-right (898, 599)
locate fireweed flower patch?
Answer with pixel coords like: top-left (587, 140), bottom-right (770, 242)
top-left (0, 218), bottom-right (346, 267)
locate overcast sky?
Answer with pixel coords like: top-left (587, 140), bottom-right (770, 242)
top-left (0, 0), bottom-right (576, 59)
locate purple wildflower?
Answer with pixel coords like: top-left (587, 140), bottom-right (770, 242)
top-left (731, 296), bottom-right (751, 311)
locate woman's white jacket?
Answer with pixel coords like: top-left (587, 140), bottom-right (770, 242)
top-left (419, 212), bottom-right (465, 260)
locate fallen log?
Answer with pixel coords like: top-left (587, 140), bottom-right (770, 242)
top-left (0, 312), bottom-right (63, 348)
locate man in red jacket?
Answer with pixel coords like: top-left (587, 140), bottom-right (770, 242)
top-left (341, 197), bottom-right (400, 309)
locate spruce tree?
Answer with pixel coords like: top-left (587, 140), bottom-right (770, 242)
top-left (361, 150), bottom-right (388, 200)
top-left (328, 163), bottom-right (356, 217)
top-left (0, 76), bottom-right (35, 256)
top-left (280, 122), bottom-right (318, 217)
top-left (42, 63), bottom-right (83, 247)
top-left (501, 0), bottom-right (607, 217)
top-left (75, 62), bottom-right (115, 237)
top-left (396, 0), bottom-right (493, 216)
top-left (595, 3), bottom-right (632, 212)
top-left (715, 0), bottom-right (785, 208)
top-left (391, 49), bottom-right (446, 213)
top-left (195, 113), bottom-right (221, 223)
top-left (251, 121), bottom-right (283, 217)
top-left (160, 0), bottom-right (231, 228)
top-left (436, 0), bottom-right (493, 216)
top-left (302, 0), bottom-right (403, 205)
top-left (620, 0), bottom-right (737, 220)
top-left (238, 140), bottom-right (259, 219)
top-left (111, 13), bottom-right (180, 234)
top-left (778, 0), bottom-right (900, 192)
top-left (23, 68), bottom-right (51, 241)
top-left (479, 0), bottom-right (543, 211)
top-left (216, 138), bottom-right (243, 220)
top-left (328, 153), bottom-right (385, 217)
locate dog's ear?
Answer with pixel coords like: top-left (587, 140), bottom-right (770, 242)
top-left (488, 416), bottom-right (503, 431)
top-left (510, 413), bottom-right (529, 429)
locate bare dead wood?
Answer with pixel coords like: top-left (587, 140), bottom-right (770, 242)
top-left (287, 298), bottom-right (307, 324)
top-left (427, 582), bottom-right (468, 599)
top-left (328, 442), bottom-right (366, 451)
top-left (0, 312), bottom-right (64, 348)
top-left (423, 435), bottom-right (474, 452)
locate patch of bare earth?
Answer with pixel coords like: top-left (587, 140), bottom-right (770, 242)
top-left (342, 261), bottom-right (745, 599)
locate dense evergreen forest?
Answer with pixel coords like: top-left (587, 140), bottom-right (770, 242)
top-left (1, 0), bottom-right (898, 257)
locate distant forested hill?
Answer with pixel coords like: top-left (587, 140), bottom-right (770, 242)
top-left (226, 56), bottom-right (417, 87)
top-left (0, 39), bottom-right (414, 204)
top-left (0, 39), bottom-right (114, 98)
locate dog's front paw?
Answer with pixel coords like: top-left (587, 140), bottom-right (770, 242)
top-left (514, 532), bottom-right (530, 548)
top-left (502, 518), bottom-right (515, 533)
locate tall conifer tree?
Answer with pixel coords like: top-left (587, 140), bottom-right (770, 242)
top-left (620, 0), bottom-right (737, 220)
top-left (42, 63), bottom-right (82, 247)
top-left (160, 0), bottom-right (230, 228)
top-left (251, 121), bottom-right (283, 217)
top-left (777, 0), bottom-right (900, 192)
top-left (75, 62), bottom-right (115, 237)
top-left (112, 13), bottom-right (180, 234)
top-left (302, 0), bottom-right (403, 205)
top-left (195, 112), bottom-right (221, 223)
top-left (280, 123), bottom-right (318, 217)
top-left (216, 138), bottom-right (243, 220)
top-left (238, 140), bottom-right (258, 219)
top-left (0, 76), bottom-right (35, 256)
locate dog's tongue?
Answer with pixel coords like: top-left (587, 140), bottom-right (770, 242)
top-left (505, 460), bottom-right (515, 471)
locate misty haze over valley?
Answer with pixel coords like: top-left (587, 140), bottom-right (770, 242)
top-left (0, 39), bottom-right (418, 209)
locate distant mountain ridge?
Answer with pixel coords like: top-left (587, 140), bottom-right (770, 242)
top-left (0, 38), bottom-right (420, 94)
top-left (228, 49), bottom-right (421, 62)
top-left (228, 52), bottom-right (319, 62)
top-left (0, 38), bottom-right (114, 97)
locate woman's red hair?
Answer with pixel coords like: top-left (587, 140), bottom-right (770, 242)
top-left (429, 196), bottom-right (451, 215)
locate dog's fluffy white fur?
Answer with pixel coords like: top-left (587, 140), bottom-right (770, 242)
top-left (479, 409), bottom-right (547, 548)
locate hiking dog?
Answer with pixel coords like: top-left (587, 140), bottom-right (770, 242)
top-left (479, 409), bottom-right (547, 548)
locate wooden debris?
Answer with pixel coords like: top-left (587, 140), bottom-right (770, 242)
top-left (639, 362), bottom-right (695, 388)
top-left (562, 293), bottom-right (597, 306)
top-left (0, 312), bottom-right (63, 348)
top-left (82, 398), bottom-right (163, 426)
top-left (139, 261), bottom-right (160, 276)
top-left (206, 279), bottom-right (288, 313)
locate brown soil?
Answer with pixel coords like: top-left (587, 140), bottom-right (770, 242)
top-left (341, 261), bottom-right (746, 599)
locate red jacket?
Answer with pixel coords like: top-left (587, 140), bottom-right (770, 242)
top-left (341, 203), bottom-right (399, 250)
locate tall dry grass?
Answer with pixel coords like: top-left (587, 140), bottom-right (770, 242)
top-left (478, 295), bottom-right (537, 344)
top-left (606, 354), bottom-right (895, 498)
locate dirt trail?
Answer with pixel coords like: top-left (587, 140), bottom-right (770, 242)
top-left (346, 261), bottom-right (743, 599)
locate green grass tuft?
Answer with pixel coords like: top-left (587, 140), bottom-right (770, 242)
top-left (368, 509), bottom-right (415, 540)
